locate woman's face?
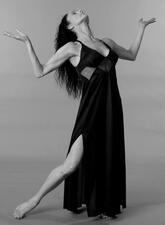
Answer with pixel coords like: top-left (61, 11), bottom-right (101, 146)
top-left (67, 9), bottom-right (88, 30)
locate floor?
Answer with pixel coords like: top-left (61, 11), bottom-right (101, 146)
top-left (1, 142), bottom-right (165, 225)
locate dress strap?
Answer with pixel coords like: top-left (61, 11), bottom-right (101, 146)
top-left (75, 40), bottom-right (83, 46)
top-left (99, 39), bottom-right (111, 51)
top-left (75, 40), bottom-right (82, 43)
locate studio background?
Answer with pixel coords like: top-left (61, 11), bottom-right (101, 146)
top-left (1, 1), bottom-right (165, 225)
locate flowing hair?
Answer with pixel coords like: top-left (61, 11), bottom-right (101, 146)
top-left (54, 14), bottom-right (84, 99)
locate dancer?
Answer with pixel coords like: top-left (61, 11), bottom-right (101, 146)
top-left (4, 9), bottom-right (156, 220)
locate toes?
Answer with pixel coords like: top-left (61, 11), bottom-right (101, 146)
top-left (13, 209), bottom-right (18, 218)
top-left (13, 199), bottom-right (38, 220)
top-left (13, 208), bottom-right (23, 219)
top-left (13, 213), bottom-right (24, 219)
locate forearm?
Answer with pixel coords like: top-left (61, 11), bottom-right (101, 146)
top-left (129, 26), bottom-right (145, 60)
top-left (26, 40), bottom-right (43, 78)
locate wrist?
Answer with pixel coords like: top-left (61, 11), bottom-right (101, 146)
top-left (139, 25), bottom-right (145, 32)
top-left (140, 24), bottom-right (146, 30)
top-left (25, 37), bottom-right (31, 46)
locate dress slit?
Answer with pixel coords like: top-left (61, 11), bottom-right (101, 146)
top-left (63, 130), bottom-right (88, 210)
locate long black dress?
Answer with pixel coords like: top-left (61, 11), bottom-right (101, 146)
top-left (63, 39), bottom-right (126, 217)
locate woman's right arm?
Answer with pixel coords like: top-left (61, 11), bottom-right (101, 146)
top-left (26, 39), bottom-right (76, 78)
top-left (3, 29), bottom-right (76, 78)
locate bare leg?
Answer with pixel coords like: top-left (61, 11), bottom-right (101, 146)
top-left (13, 134), bottom-right (84, 219)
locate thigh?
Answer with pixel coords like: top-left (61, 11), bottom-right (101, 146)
top-left (63, 134), bottom-right (84, 171)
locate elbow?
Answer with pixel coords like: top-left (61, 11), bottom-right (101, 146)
top-left (128, 49), bottom-right (136, 61)
top-left (35, 69), bottom-right (44, 78)
top-left (35, 72), bottom-right (44, 78)
top-left (130, 53), bottom-right (136, 61)
top-left (131, 56), bottom-right (136, 61)
top-left (35, 65), bottom-right (45, 78)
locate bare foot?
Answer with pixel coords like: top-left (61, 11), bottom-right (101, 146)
top-left (98, 213), bottom-right (109, 219)
top-left (13, 197), bottom-right (40, 219)
top-left (97, 213), bottom-right (117, 220)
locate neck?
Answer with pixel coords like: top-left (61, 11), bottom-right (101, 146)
top-left (75, 22), bottom-right (96, 42)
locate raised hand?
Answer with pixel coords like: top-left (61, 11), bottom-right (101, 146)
top-left (138, 18), bottom-right (156, 29)
top-left (3, 29), bottom-right (30, 43)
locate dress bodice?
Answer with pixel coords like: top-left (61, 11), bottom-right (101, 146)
top-left (75, 40), bottom-right (118, 76)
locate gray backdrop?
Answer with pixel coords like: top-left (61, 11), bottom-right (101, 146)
top-left (0, 0), bottom-right (163, 159)
top-left (1, 1), bottom-right (165, 225)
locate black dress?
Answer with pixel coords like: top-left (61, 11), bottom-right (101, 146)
top-left (63, 39), bottom-right (126, 217)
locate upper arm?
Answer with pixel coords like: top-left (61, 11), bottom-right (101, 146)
top-left (102, 38), bottom-right (135, 61)
top-left (41, 42), bottom-right (76, 77)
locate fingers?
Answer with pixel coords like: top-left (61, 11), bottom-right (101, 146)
top-left (3, 31), bottom-right (22, 41)
top-left (145, 18), bottom-right (156, 26)
top-left (3, 31), bottom-right (15, 38)
top-left (16, 28), bottom-right (26, 36)
top-left (15, 29), bottom-right (29, 42)
top-left (138, 17), bottom-right (156, 28)
top-left (3, 28), bottom-right (27, 39)
top-left (146, 18), bottom-right (156, 22)
top-left (139, 17), bottom-right (156, 24)
top-left (145, 18), bottom-right (156, 24)
top-left (149, 18), bottom-right (156, 23)
top-left (139, 18), bottom-right (143, 22)
top-left (3, 31), bottom-right (11, 36)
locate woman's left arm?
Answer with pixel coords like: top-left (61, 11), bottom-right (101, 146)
top-left (103, 18), bottom-right (156, 61)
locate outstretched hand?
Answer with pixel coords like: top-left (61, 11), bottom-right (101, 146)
top-left (138, 18), bottom-right (156, 29)
top-left (3, 29), bottom-right (30, 43)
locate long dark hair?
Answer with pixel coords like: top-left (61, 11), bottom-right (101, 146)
top-left (54, 14), bottom-right (84, 99)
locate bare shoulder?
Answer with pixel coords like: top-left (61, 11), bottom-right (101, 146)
top-left (60, 42), bottom-right (77, 55)
top-left (70, 41), bottom-right (81, 55)
top-left (68, 41), bottom-right (82, 66)
top-left (67, 41), bottom-right (82, 58)
top-left (54, 42), bottom-right (78, 58)
top-left (66, 41), bottom-right (79, 50)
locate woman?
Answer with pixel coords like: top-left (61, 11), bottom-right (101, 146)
top-left (4, 9), bottom-right (156, 220)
